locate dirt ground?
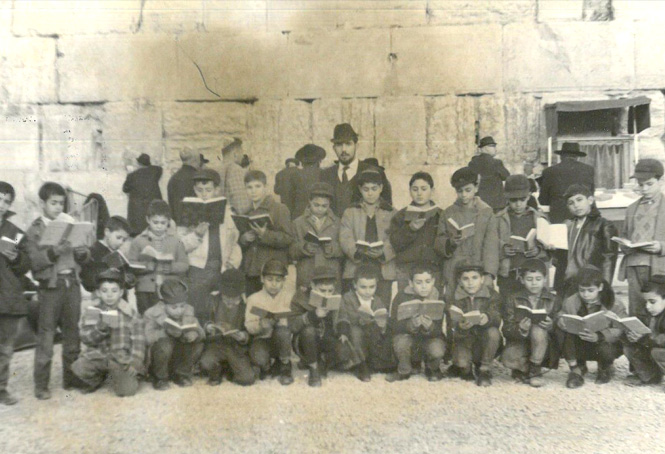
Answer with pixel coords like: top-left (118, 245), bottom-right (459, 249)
top-left (1, 345), bottom-right (664, 454)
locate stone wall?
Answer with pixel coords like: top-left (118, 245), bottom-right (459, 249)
top-left (1, 0), bottom-right (665, 229)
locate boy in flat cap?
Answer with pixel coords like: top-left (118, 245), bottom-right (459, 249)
top-left (435, 167), bottom-right (499, 295)
top-left (200, 269), bottom-right (255, 386)
top-left (144, 279), bottom-right (205, 390)
top-left (245, 260), bottom-right (295, 385)
top-left (290, 182), bottom-right (343, 292)
top-left (177, 168), bottom-right (242, 323)
top-left (288, 265), bottom-right (345, 387)
top-left (619, 159), bottom-right (665, 323)
top-left (291, 144), bottom-right (327, 219)
top-left (72, 269), bottom-right (146, 397)
top-left (468, 136), bottom-right (510, 213)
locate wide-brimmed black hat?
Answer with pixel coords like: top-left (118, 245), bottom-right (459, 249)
top-left (295, 144), bottom-right (326, 164)
top-left (555, 142), bottom-right (586, 157)
top-left (479, 136), bottom-right (497, 148)
top-left (331, 123), bottom-right (358, 144)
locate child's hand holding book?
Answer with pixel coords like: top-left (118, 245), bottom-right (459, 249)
top-left (539, 316), bottom-right (553, 331)
top-left (626, 329), bottom-right (645, 343)
top-left (315, 307), bottom-right (329, 319)
top-left (53, 239), bottom-right (72, 256)
top-left (578, 329), bottom-right (599, 343)
top-left (240, 230), bottom-right (257, 245)
top-left (519, 317), bottom-right (532, 336)
top-left (165, 324), bottom-right (182, 338)
top-left (409, 217), bottom-right (427, 231)
top-left (458, 319), bottom-right (474, 330)
top-left (303, 242), bottom-right (319, 256)
top-left (194, 222), bottom-right (209, 238)
top-left (182, 330), bottom-right (199, 343)
top-left (260, 317), bottom-right (276, 331)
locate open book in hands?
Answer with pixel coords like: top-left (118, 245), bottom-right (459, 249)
top-left (448, 306), bottom-right (483, 326)
top-left (404, 204), bottom-right (438, 223)
top-left (103, 250), bottom-right (146, 272)
top-left (181, 196), bottom-right (227, 226)
top-left (84, 306), bottom-right (120, 329)
top-left (231, 213), bottom-right (273, 235)
top-left (304, 231), bottom-right (332, 246)
top-left (0, 233), bottom-right (23, 257)
top-left (559, 311), bottom-right (610, 335)
top-left (515, 305), bottom-right (548, 324)
top-left (309, 290), bottom-right (342, 311)
top-left (604, 312), bottom-right (652, 336)
top-left (39, 220), bottom-right (95, 248)
top-left (164, 318), bottom-right (199, 336)
top-left (611, 237), bottom-right (653, 250)
top-left (509, 229), bottom-right (537, 253)
top-left (397, 299), bottom-right (445, 322)
top-left (447, 218), bottom-right (475, 241)
top-left (536, 218), bottom-right (568, 250)
top-left (249, 306), bottom-right (293, 319)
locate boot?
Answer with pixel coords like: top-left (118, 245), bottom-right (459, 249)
top-left (278, 361), bottom-right (294, 386)
top-left (0, 390), bottom-right (18, 406)
top-left (527, 364), bottom-right (545, 388)
top-left (476, 369), bottom-right (492, 387)
top-left (356, 362), bottom-right (371, 382)
top-left (308, 366), bottom-right (322, 387)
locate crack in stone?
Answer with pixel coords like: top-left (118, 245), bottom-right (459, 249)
top-left (134, 0), bottom-right (147, 33)
top-left (191, 59), bottom-right (222, 98)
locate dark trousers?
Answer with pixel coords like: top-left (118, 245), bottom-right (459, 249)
top-left (452, 327), bottom-right (502, 371)
top-left (0, 316), bottom-right (21, 392)
top-left (501, 326), bottom-right (550, 372)
top-left (248, 326), bottom-right (292, 370)
top-left (347, 324), bottom-right (396, 372)
top-left (34, 277), bottom-right (81, 391)
top-left (558, 330), bottom-right (622, 369)
top-left (624, 344), bottom-right (665, 383)
top-left (294, 326), bottom-right (341, 367)
top-left (552, 249), bottom-right (568, 295)
top-left (72, 357), bottom-right (140, 397)
top-left (393, 333), bottom-right (445, 375)
top-left (150, 337), bottom-right (204, 381)
top-left (200, 338), bottom-right (255, 385)
top-left (136, 291), bottom-right (160, 316)
top-left (187, 265), bottom-right (222, 324)
top-left (626, 266), bottom-right (650, 322)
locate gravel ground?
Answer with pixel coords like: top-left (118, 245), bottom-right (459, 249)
top-left (1, 346), bottom-right (664, 454)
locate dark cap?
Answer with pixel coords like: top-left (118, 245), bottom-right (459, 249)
top-left (309, 182), bottom-right (334, 200)
top-left (295, 144), bottom-right (326, 164)
top-left (504, 175), bottom-right (531, 199)
top-left (479, 136), bottom-right (497, 148)
top-left (311, 266), bottom-right (338, 283)
top-left (222, 138), bottom-right (243, 154)
top-left (455, 259), bottom-right (485, 278)
top-left (519, 258), bottom-right (548, 277)
top-left (159, 279), bottom-right (189, 305)
top-left (220, 268), bottom-right (246, 298)
top-left (563, 183), bottom-right (593, 200)
top-left (331, 123), bottom-right (358, 144)
top-left (631, 159), bottom-right (664, 182)
top-left (555, 142), bottom-right (586, 157)
top-left (362, 158), bottom-right (385, 171)
top-left (96, 268), bottom-right (124, 287)
top-left (137, 153), bottom-right (151, 166)
top-left (356, 168), bottom-right (383, 186)
top-left (450, 167), bottom-right (478, 189)
top-left (261, 259), bottom-right (288, 277)
top-left (192, 168), bottom-right (221, 186)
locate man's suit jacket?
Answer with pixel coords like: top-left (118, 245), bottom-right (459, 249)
top-left (538, 158), bottom-right (595, 223)
top-left (167, 164), bottom-right (197, 225)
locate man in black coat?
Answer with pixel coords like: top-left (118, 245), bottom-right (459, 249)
top-left (274, 157), bottom-right (300, 216)
top-left (167, 149), bottom-right (200, 225)
top-left (468, 136), bottom-right (510, 213)
top-left (319, 123), bottom-right (392, 217)
top-left (538, 142), bottom-right (595, 223)
top-left (122, 153), bottom-right (163, 235)
top-left (291, 144), bottom-right (327, 219)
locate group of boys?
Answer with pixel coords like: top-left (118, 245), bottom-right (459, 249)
top-left (1, 141), bottom-right (665, 406)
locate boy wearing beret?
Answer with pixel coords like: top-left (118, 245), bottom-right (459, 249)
top-left (144, 279), bottom-right (205, 390)
top-left (200, 269), bottom-right (255, 386)
top-left (72, 269), bottom-right (145, 397)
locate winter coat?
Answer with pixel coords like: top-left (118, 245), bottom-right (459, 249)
top-left (122, 165), bottom-right (163, 235)
top-left (502, 289), bottom-right (560, 341)
top-left (538, 158), bottom-right (595, 223)
top-left (143, 301), bottom-right (204, 346)
top-left (468, 153), bottom-right (510, 211)
top-left (448, 285), bottom-right (502, 339)
top-left (274, 166), bottom-right (300, 218)
top-left (619, 193), bottom-right (665, 280)
top-left (126, 229), bottom-right (189, 293)
top-left (496, 206), bottom-right (551, 278)
top-left (0, 215), bottom-right (31, 316)
top-left (167, 164), bottom-right (197, 225)
top-left (335, 290), bottom-right (388, 337)
top-left (287, 288), bottom-right (338, 338)
top-left (388, 202), bottom-right (444, 269)
top-left (390, 285), bottom-right (443, 338)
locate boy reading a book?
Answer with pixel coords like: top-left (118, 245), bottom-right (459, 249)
top-left (239, 170), bottom-right (293, 296)
top-left (623, 279), bottom-right (665, 387)
top-left (387, 263), bottom-right (446, 382)
top-left (0, 181), bottom-right (31, 405)
top-left (617, 159), bottom-right (665, 323)
top-left (501, 259), bottom-right (560, 387)
top-left (289, 265), bottom-right (345, 387)
top-left (556, 266), bottom-right (625, 388)
top-left (448, 260), bottom-right (502, 386)
top-left (27, 182), bottom-right (91, 400)
top-left (200, 269), bottom-right (256, 386)
top-left (496, 175), bottom-right (550, 301)
top-left (80, 216), bottom-right (134, 293)
top-left (290, 182), bottom-right (343, 292)
top-left (435, 167), bottom-right (499, 296)
top-left (128, 200), bottom-right (189, 315)
top-left (177, 169), bottom-right (242, 323)
top-left (339, 168), bottom-right (397, 308)
top-left (561, 183), bottom-right (618, 297)
top-left (335, 265), bottom-right (395, 382)
top-left (144, 279), bottom-right (204, 389)
top-left (245, 260), bottom-right (294, 386)
top-left (72, 269), bottom-right (145, 397)
top-left (388, 172), bottom-right (444, 290)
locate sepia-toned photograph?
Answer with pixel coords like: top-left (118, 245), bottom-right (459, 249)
top-left (1, 1), bottom-right (665, 453)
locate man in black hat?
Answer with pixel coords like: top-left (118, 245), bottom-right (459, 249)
top-left (122, 153), bottom-right (163, 235)
top-left (320, 123), bottom-right (392, 217)
top-left (291, 144), bottom-right (327, 219)
top-left (219, 138), bottom-right (251, 215)
top-left (538, 142), bottom-right (595, 224)
top-left (167, 148), bottom-right (201, 225)
top-left (274, 157), bottom-right (300, 216)
top-left (468, 136), bottom-right (510, 213)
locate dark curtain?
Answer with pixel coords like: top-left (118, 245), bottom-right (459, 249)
top-left (579, 141), bottom-right (633, 189)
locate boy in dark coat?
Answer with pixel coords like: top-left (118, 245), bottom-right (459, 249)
top-left (0, 182), bottom-right (31, 405)
top-left (122, 153), bottom-right (163, 235)
top-left (468, 136), bottom-right (510, 213)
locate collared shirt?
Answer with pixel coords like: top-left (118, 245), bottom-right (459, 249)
top-left (337, 158), bottom-right (359, 183)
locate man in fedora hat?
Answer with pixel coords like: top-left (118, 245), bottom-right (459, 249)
top-left (320, 123), bottom-right (392, 217)
top-left (468, 136), bottom-right (511, 213)
top-left (167, 148), bottom-right (201, 225)
top-left (122, 153), bottom-right (163, 235)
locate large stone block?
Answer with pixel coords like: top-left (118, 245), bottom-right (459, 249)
top-left (427, 0), bottom-right (536, 24)
top-left (537, 0), bottom-right (583, 21)
top-left (504, 22), bottom-right (634, 91)
top-left (503, 93), bottom-right (543, 166)
top-left (426, 96), bottom-right (476, 166)
top-left (392, 25), bottom-right (502, 95)
top-left (12, 1), bottom-right (141, 36)
top-left (140, 1), bottom-right (204, 33)
top-left (374, 97), bottom-right (427, 169)
top-left (163, 102), bottom-right (248, 138)
top-left (0, 37), bottom-right (57, 104)
top-left (0, 104), bottom-right (40, 171)
top-left (477, 95), bottom-right (507, 158)
top-left (174, 31), bottom-right (288, 101)
top-left (288, 29), bottom-right (391, 98)
top-left (635, 23), bottom-right (665, 89)
top-left (58, 35), bottom-right (179, 103)
top-left (268, 1), bottom-right (426, 31)
top-left (204, 1), bottom-right (267, 32)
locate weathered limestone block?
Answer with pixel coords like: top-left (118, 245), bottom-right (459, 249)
top-left (426, 96), bottom-right (476, 166)
top-left (504, 22), bottom-right (634, 92)
top-left (427, 0), bottom-right (536, 24)
top-left (503, 93), bottom-right (544, 165)
top-left (175, 31), bottom-right (288, 101)
top-left (391, 25), bottom-right (502, 95)
top-left (635, 22), bottom-right (665, 89)
top-left (0, 104), bottom-right (40, 171)
top-left (374, 97), bottom-right (427, 169)
top-left (0, 37), bottom-right (57, 104)
top-left (537, 0), bottom-right (583, 21)
top-left (0, 1), bottom-right (11, 35)
top-left (268, 1), bottom-right (426, 31)
top-left (12, 0), bottom-right (141, 36)
top-left (204, 1), bottom-right (267, 32)
top-left (140, 1), bottom-right (204, 33)
top-left (163, 102), bottom-right (248, 138)
top-left (477, 95), bottom-right (507, 158)
top-left (58, 35), bottom-right (179, 103)
top-left (288, 29), bottom-right (391, 98)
